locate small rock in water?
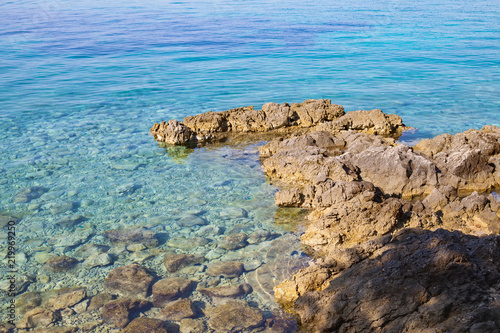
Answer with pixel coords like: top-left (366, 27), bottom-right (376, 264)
top-left (152, 277), bottom-right (195, 307)
top-left (195, 225), bottom-right (223, 237)
top-left (243, 259), bottom-right (263, 271)
top-left (34, 252), bottom-right (56, 264)
top-left (83, 253), bottom-right (113, 268)
top-left (115, 183), bottom-right (141, 195)
top-left (176, 214), bottom-right (208, 227)
top-left (44, 255), bottom-right (79, 272)
top-left (55, 214), bottom-right (86, 228)
top-left (218, 233), bottom-right (248, 250)
top-left (219, 207), bottom-right (248, 219)
top-left (198, 283), bottom-right (252, 298)
top-left (13, 186), bottom-right (48, 203)
top-left (248, 230), bottom-right (272, 244)
top-left (16, 307), bottom-right (58, 329)
top-left (180, 318), bottom-right (206, 333)
top-left (49, 201), bottom-right (77, 215)
top-left (206, 261), bottom-right (244, 278)
top-left (105, 264), bottom-right (155, 298)
top-left (102, 298), bottom-right (151, 329)
top-left (205, 248), bottom-right (227, 260)
top-left (103, 227), bottom-right (158, 248)
top-left (126, 243), bottom-right (147, 252)
top-left (80, 199), bottom-right (94, 207)
top-left (88, 293), bottom-right (116, 312)
top-left (45, 287), bottom-right (86, 310)
top-left (157, 298), bottom-right (196, 321)
top-left (206, 300), bottom-right (264, 332)
top-left (163, 252), bottom-right (205, 273)
top-left (52, 229), bottom-right (92, 250)
top-left (122, 317), bottom-right (169, 333)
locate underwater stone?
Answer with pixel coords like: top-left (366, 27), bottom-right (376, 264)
top-left (157, 298), bottom-right (196, 321)
top-left (83, 253), bottom-right (113, 268)
top-left (167, 236), bottom-right (210, 250)
top-left (198, 283), bottom-right (252, 298)
top-left (55, 215), bottom-right (86, 228)
top-left (206, 300), bottom-right (264, 332)
top-left (16, 307), bottom-right (59, 329)
top-left (87, 293), bottom-right (116, 312)
top-left (248, 230), bottom-right (273, 244)
top-left (163, 252), bottom-right (204, 273)
top-left (152, 277), bottom-right (195, 307)
top-left (176, 214), bottom-right (208, 227)
top-left (105, 264), bottom-right (154, 299)
top-left (13, 186), bottom-right (48, 203)
top-left (122, 317), bottom-right (170, 333)
top-left (103, 227), bottom-right (158, 248)
top-left (180, 318), bottom-right (207, 333)
top-left (219, 207), bottom-right (248, 219)
top-left (206, 261), bottom-right (244, 278)
top-left (45, 287), bottom-right (86, 310)
top-left (102, 298), bottom-right (151, 329)
top-left (44, 255), bottom-right (79, 272)
top-left (218, 233), bottom-right (248, 250)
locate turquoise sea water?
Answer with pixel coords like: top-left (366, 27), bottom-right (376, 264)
top-left (0, 0), bottom-right (499, 328)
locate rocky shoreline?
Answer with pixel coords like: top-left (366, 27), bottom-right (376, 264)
top-left (151, 99), bottom-right (500, 332)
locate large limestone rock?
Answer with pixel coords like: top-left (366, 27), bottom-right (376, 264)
top-left (104, 264), bottom-right (154, 298)
top-left (291, 229), bottom-right (500, 333)
top-left (151, 99), bottom-right (346, 145)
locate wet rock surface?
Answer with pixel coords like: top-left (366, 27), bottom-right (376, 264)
top-left (104, 264), bottom-right (154, 298)
top-left (152, 277), bottom-right (195, 307)
top-left (206, 300), bottom-right (265, 332)
top-left (122, 317), bottom-right (170, 333)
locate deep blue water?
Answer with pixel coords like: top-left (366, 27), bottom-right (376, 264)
top-left (0, 0), bottom-right (499, 324)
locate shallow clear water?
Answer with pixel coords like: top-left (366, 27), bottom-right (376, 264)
top-left (0, 0), bottom-right (499, 328)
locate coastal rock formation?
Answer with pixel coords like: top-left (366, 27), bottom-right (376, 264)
top-left (293, 229), bottom-right (500, 333)
top-left (152, 100), bottom-right (500, 332)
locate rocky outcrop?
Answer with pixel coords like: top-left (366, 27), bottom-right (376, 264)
top-left (293, 229), bottom-right (500, 333)
top-left (259, 125), bottom-right (500, 331)
top-left (152, 100), bottom-right (500, 332)
top-left (151, 99), bottom-right (408, 146)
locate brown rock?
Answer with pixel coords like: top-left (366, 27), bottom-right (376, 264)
top-left (101, 298), bottom-right (150, 329)
top-left (122, 317), bottom-right (170, 333)
top-left (16, 307), bottom-right (59, 329)
top-left (104, 264), bottom-right (154, 298)
top-left (103, 227), bottom-right (158, 247)
top-left (218, 233), bottom-right (248, 250)
top-left (275, 188), bottom-right (304, 207)
top-left (206, 300), bottom-right (264, 332)
top-left (198, 283), bottom-right (252, 298)
top-left (179, 318), bottom-right (206, 333)
top-left (45, 287), bottom-right (86, 310)
top-left (290, 229), bottom-right (500, 333)
top-left (87, 293), bottom-right (116, 312)
top-left (44, 255), bottom-right (79, 272)
top-left (163, 252), bottom-right (204, 273)
top-left (150, 119), bottom-right (195, 145)
top-left (206, 261), bottom-right (244, 278)
top-left (157, 298), bottom-right (196, 321)
top-left (152, 278), bottom-right (195, 307)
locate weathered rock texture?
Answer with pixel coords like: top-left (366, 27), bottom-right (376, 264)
top-left (151, 99), bottom-right (408, 146)
top-left (153, 100), bottom-right (500, 332)
top-left (260, 126), bottom-right (500, 332)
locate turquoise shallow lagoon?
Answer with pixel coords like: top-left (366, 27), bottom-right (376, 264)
top-left (0, 0), bottom-right (499, 330)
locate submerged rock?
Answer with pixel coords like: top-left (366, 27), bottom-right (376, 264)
top-left (103, 226), bottom-right (158, 247)
top-left (206, 261), bottom-right (244, 278)
top-left (16, 307), bottom-right (59, 329)
top-left (104, 264), bottom-right (154, 298)
top-left (163, 252), bottom-right (204, 273)
top-left (43, 255), bottom-right (79, 272)
top-left (157, 298), bottom-right (196, 321)
top-left (101, 298), bottom-right (151, 328)
top-left (152, 277), bottom-right (195, 307)
top-left (122, 317), bottom-right (170, 333)
top-left (206, 300), bottom-right (264, 332)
